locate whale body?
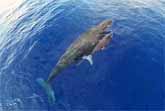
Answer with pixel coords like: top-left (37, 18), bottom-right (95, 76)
top-left (37, 19), bottom-right (113, 103)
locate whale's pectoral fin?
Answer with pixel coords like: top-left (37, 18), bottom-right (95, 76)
top-left (101, 47), bottom-right (105, 50)
top-left (82, 55), bottom-right (93, 65)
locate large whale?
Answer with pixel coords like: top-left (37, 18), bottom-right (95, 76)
top-left (37, 19), bottom-right (113, 103)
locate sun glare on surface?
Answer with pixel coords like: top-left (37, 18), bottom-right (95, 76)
top-left (0, 0), bottom-right (23, 14)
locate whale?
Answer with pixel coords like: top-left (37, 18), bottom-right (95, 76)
top-left (92, 33), bottom-right (112, 54)
top-left (37, 19), bottom-right (113, 103)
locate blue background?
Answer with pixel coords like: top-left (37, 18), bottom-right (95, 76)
top-left (0, 0), bottom-right (164, 110)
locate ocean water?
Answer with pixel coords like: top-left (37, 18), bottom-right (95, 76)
top-left (0, 0), bottom-right (164, 110)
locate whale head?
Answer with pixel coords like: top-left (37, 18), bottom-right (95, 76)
top-left (97, 19), bottom-right (112, 31)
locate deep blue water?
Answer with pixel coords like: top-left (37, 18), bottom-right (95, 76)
top-left (0, 0), bottom-right (165, 110)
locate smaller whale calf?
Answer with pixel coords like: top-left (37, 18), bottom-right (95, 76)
top-left (92, 33), bottom-right (112, 53)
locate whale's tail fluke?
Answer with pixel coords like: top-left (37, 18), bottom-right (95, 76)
top-left (36, 78), bottom-right (56, 104)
